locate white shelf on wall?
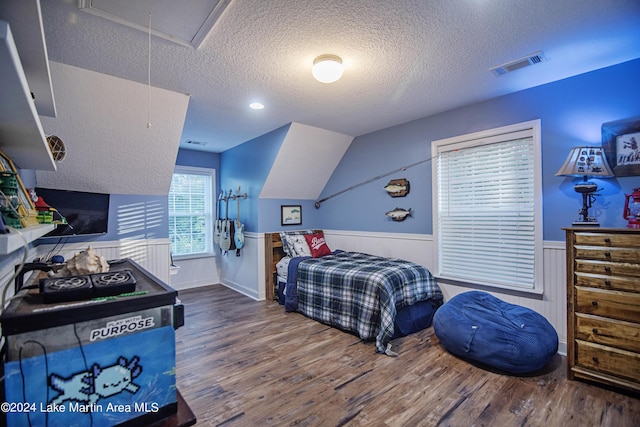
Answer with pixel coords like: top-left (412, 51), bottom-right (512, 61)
top-left (0, 223), bottom-right (54, 255)
top-left (0, 19), bottom-right (56, 171)
top-left (0, 0), bottom-right (57, 118)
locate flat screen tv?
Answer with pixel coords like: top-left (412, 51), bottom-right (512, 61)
top-left (35, 187), bottom-right (110, 237)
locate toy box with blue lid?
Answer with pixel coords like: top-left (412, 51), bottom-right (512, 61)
top-left (0, 259), bottom-right (184, 427)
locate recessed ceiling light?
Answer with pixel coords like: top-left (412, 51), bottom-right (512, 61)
top-left (249, 102), bottom-right (264, 110)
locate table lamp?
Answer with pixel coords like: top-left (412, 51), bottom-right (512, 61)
top-left (555, 146), bottom-right (614, 226)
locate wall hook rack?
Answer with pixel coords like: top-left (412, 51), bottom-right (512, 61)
top-left (227, 187), bottom-right (247, 201)
top-left (314, 156), bottom-right (434, 208)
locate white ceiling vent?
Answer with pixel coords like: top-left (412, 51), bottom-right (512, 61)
top-left (490, 51), bottom-right (547, 76)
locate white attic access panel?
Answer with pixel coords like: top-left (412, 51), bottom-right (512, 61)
top-left (37, 62), bottom-right (190, 195)
top-left (78, 0), bottom-right (232, 49)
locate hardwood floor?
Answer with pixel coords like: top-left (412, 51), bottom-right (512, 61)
top-left (175, 285), bottom-right (640, 427)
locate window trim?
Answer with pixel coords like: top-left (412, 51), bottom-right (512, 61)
top-left (169, 165), bottom-right (216, 260)
top-left (431, 119), bottom-right (543, 294)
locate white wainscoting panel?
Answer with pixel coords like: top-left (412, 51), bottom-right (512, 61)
top-left (0, 246), bottom-right (40, 302)
top-left (323, 230), bottom-right (435, 270)
top-left (170, 255), bottom-right (219, 290)
top-left (218, 232), bottom-right (263, 300)
top-left (0, 239), bottom-right (171, 305)
top-left (36, 238), bottom-right (171, 283)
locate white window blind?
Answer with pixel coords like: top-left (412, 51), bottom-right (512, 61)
top-left (432, 120), bottom-right (543, 293)
top-left (168, 166), bottom-right (215, 258)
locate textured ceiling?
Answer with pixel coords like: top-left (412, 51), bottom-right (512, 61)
top-left (40, 0), bottom-right (640, 153)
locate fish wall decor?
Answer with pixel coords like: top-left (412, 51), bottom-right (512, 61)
top-left (384, 178), bottom-right (410, 197)
top-left (385, 207), bottom-right (412, 221)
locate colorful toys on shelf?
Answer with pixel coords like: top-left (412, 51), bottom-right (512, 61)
top-left (35, 195), bottom-right (67, 226)
top-left (0, 171), bottom-right (21, 228)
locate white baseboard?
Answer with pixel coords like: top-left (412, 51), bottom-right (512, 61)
top-left (220, 278), bottom-right (260, 301)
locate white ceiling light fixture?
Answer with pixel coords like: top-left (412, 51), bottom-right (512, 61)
top-left (312, 54), bottom-right (343, 83)
top-left (249, 102), bottom-right (264, 110)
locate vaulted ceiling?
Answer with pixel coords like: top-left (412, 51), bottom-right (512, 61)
top-left (40, 0), bottom-right (640, 153)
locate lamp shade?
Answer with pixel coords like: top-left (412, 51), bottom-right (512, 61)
top-left (555, 146), bottom-right (615, 177)
top-left (312, 54), bottom-right (343, 83)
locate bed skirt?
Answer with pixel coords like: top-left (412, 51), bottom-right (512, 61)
top-left (278, 280), bottom-right (440, 339)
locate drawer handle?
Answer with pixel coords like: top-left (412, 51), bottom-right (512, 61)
top-left (604, 251), bottom-right (611, 258)
top-left (591, 300), bottom-right (598, 307)
top-left (604, 280), bottom-right (612, 287)
top-left (592, 356), bottom-right (599, 363)
top-left (604, 266), bottom-right (611, 273)
top-left (592, 328), bottom-right (599, 334)
top-left (604, 238), bottom-right (611, 244)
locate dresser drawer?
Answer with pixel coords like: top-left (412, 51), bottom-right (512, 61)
top-left (575, 287), bottom-right (640, 323)
top-left (575, 340), bottom-right (640, 383)
top-left (575, 272), bottom-right (639, 293)
top-left (575, 313), bottom-right (640, 353)
top-left (574, 246), bottom-right (640, 263)
top-left (575, 259), bottom-right (640, 277)
top-left (574, 232), bottom-right (638, 247)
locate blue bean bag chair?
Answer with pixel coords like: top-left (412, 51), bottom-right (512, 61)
top-left (433, 291), bottom-right (558, 374)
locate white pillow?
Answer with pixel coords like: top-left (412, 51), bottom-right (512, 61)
top-left (279, 230), bottom-right (314, 257)
top-left (289, 234), bottom-right (312, 257)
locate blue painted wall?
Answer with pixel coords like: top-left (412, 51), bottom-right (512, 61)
top-left (258, 199), bottom-right (323, 232)
top-left (175, 147), bottom-right (221, 222)
top-left (175, 148), bottom-right (220, 170)
top-left (24, 59), bottom-right (640, 251)
top-left (34, 194), bottom-right (170, 244)
top-left (105, 194), bottom-right (169, 240)
top-left (220, 124), bottom-right (290, 232)
top-left (316, 59), bottom-right (640, 241)
top-left (33, 148), bottom-right (220, 246)
top-left (96, 149), bottom-right (219, 242)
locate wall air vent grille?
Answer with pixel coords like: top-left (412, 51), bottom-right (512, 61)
top-left (490, 51), bottom-right (546, 76)
top-left (185, 140), bottom-right (208, 146)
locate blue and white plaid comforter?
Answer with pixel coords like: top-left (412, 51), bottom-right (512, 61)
top-left (287, 251), bottom-right (442, 353)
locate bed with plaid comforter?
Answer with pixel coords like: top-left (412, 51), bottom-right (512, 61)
top-left (284, 251), bottom-right (443, 354)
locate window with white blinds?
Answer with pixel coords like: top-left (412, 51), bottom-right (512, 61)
top-left (168, 166), bottom-right (215, 259)
top-left (431, 120), bottom-right (543, 293)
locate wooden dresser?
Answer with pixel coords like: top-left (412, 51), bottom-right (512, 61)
top-left (565, 227), bottom-right (640, 393)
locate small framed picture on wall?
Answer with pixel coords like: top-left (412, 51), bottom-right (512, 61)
top-left (281, 205), bottom-right (302, 226)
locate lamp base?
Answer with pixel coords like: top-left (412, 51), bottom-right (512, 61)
top-left (626, 219), bottom-right (640, 229)
top-left (573, 179), bottom-right (600, 227)
top-left (573, 220), bottom-right (600, 227)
